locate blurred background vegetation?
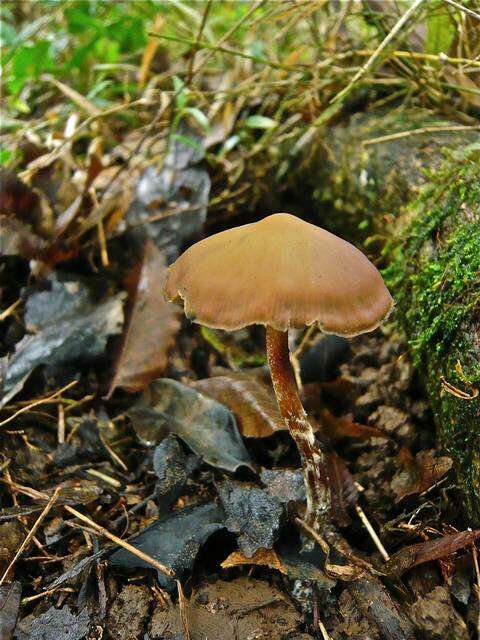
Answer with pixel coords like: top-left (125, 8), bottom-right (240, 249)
top-left (2, 0), bottom-right (478, 164)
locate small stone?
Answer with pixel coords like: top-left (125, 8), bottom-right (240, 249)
top-left (107, 585), bottom-right (152, 640)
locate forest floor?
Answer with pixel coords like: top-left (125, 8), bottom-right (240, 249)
top-left (2, 1), bottom-right (480, 638)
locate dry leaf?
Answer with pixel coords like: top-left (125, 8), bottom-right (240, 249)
top-left (320, 408), bottom-right (389, 442)
top-left (386, 529), bottom-right (480, 577)
top-left (221, 548), bottom-right (287, 574)
top-left (391, 448), bottom-right (452, 501)
top-left (326, 451), bottom-right (358, 526)
top-left (193, 372), bottom-right (284, 437)
top-left (107, 240), bottom-right (180, 395)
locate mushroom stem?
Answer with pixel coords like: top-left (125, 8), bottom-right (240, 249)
top-left (266, 325), bottom-right (329, 531)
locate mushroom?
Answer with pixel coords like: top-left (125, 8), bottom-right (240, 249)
top-left (164, 213), bottom-right (393, 530)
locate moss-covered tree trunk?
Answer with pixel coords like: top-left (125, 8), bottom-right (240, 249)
top-left (289, 110), bottom-right (480, 521)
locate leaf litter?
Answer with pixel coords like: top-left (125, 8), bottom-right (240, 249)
top-left (1, 8), bottom-right (479, 636)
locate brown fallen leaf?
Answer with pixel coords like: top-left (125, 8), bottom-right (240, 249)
top-left (385, 529), bottom-right (480, 577)
top-left (193, 372), bottom-right (284, 437)
top-left (391, 448), bottom-right (453, 502)
top-left (221, 548), bottom-right (287, 574)
top-left (325, 451), bottom-right (358, 526)
top-left (107, 239), bottom-right (180, 396)
top-left (320, 408), bottom-right (389, 442)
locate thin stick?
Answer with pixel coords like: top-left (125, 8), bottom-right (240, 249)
top-left (355, 504), bottom-right (390, 562)
top-left (57, 404), bottom-right (65, 444)
top-left (2, 478), bottom-right (173, 577)
top-left (186, 0), bottom-right (213, 84)
top-left (0, 380), bottom-right (78, 428)
top-left (330, 0), bottom-right (425, 106)
top-left (97, 221), bottom-right (109, 267)
top-left (472, 543), bottom-right (480, 636)
top-left (318, 617), bottom-right (332, 640)
top-left (21, 587), bottom-right (75, 605)
top-left (363, 124), bottom-right (480, 146)
top-left (311, 0), bottom-right (425, 128)
top-left (0, 488), bottom-right (60, 585)
top-left (63, 504), bottom-right (174, 577)
top-left (443, 0), bottom-right (480, 21)
top-left (177, 580), bottom-right (192, 640)
top-left (0, 299), bottom-right (21, 322)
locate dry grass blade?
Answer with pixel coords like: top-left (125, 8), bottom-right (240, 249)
top-left (0, 380), bottom-right (78, 428)
top-left (314, 0), bottom-right (426, 127)
top-left (177, 579), bottom-right (192, 640)
top-left (0, 488), bottom-right (60, 586)
top-left (2, 480), bottom-right (174, 577)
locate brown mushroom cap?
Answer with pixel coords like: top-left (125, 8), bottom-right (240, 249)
top-left (164, 213), bottom-right (393, 335)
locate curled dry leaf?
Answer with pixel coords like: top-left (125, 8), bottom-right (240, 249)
top-left (221, 548), bottom-right (287, 574)
top-left (391, 448), bottom-right (453, 501)
top-left (107, 240), bottom-right (180, 396)
top-left (320, 408), bottom-right (389, 442)
top-left (193, 372), bottom-right (283, 437)
top-left (385, 529), bottom-right (480, 577)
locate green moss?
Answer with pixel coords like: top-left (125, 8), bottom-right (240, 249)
top-left (385, 150), bottom-right (480, 378)
top-left (385, 148), bottom-right (480, 519)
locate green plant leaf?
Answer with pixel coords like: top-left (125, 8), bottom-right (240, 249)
top-left (426, 4), bottom-right (455, 55)
top-left (244, 115), bottom-right (278, 130)
top-left (185, 107), bottom-right (209, 131)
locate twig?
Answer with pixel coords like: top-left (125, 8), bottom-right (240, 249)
top-left (0, 488), bottom-right (61, 585)
top-left (472, 543), bottom-right (480, 637)
top-left (313, 0), bottom-right (426, 127)
top-left (318, 617), bottom-right (333, 640)
top-left (21, 587), bottom-right (75, 605)
top-left (186, 0), bottom-right (213, 84)
top-left (0, 299), bottom-right (21, 322)
top-left (177, 579), bottom-right (192, 640)
top-left (355, 504), bottom-right (390, 562)
top-left (2, 478), bottom-right (174, 577)
top-left (0, 380), bottom-right (78, 428)
top-left (363, 124), bottom-right (480, 146)
top-left (57, 404), bottom-right (65, 444)
top-left (85, 468), bottom-right (122, 488)
top-left (443, 0), bottom-right (480, 21)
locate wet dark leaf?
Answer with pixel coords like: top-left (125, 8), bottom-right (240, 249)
top-left (2, 275), bottom-right (125, 406)
top-left (129, 378), bottom-right (253, 472)
top-left (14, 605), bottom-right (91, 640)
top-left (53, 418), bottom-right (109, 466)
top-left (109, 502), bottom-right (224, 590)
top-left (153, 434), bottom-right (201, 511)
top-left (49, 550), bottom-right (106, 590)
top-left (385, 529), bottom-right (480, 577)
top-left (126, 124), bottom-right (210, 263)
top-left (217, 479), bottom-right (284, 558)
top-left (107, 240), bottom-right (180, 396)
top-left (194, 372), bottom-right (283, 437)
top-left (0, 581), bottom-right (21, 640)
top-left (391, 448), bottom-right (453, 501)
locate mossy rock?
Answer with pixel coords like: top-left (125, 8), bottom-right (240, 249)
top-left (385, 147), bottom-right (480, 520)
